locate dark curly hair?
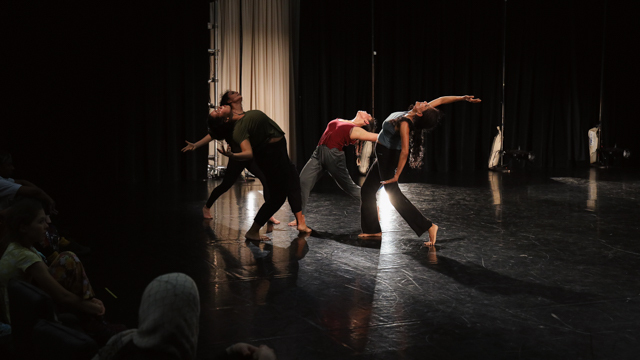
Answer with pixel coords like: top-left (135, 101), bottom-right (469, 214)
top-left (362, 117), bottom-right (377, 133)
top-left (389, 105), bottom-right (443, 169)
top-left (219, 90), bottom-right (233, 107)
top-left (205, 90), bottom-right (242, 144)
top-left (206, 110), bottom-right (235, 141)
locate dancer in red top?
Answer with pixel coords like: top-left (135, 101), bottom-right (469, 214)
top-left (289, 111), bottom-right (378, 226)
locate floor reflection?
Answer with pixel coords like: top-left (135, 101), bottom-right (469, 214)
top-left (377, 187), bottom-right (395, 231)
top-left (77, 168), bottom-right (640, 359)
top-left (587, 167), bottom-right (598, 211)
top-left (488, 170), bottom-right (503, 222)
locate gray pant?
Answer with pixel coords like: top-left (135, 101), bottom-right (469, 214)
top-left (299, 145), bottom-right (361, 212)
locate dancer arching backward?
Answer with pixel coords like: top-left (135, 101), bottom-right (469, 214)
top-left (359, 95), bottom-right (481, 245)
top-left (181, 91), bottom-right (279, 224)
top-left (211, 106), bottom-right (312, 241)
top-left (289, 110), bottom-right (378, 226)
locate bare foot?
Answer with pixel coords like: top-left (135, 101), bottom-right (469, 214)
top-left (268, 217), bottom-right (281, 225)
top-left (245, 230), bottom-right (270, 241)
top-left (288, 220), bottom-right (297, 226)
top-left (358, 233), bottom-right (382, 239)
top-left (424, 224), bottom-right (438, 246)
top-left (297, 224), bottom-right (312, 233)
top-left (202, 206), bottom-right (213, 219)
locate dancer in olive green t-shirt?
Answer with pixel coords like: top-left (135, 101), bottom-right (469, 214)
top-left (209, 106), bottom-right (312, 241)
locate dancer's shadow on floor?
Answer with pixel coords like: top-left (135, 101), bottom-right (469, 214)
top-left (414, 248), bottom-right (601, 304)
top-left (435, 237), bottom-right (465, 245)
top-left (310, 230), bottom-right (382, 250)
top-left (426, 237), bottom-right (466, 251)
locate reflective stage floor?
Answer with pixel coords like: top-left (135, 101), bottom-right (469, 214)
top-left (62, 168), bottom-right (640, 359)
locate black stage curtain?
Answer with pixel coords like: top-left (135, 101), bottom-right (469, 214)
top-left (296, 0), bottom-right (640, 175)
top-left (2, 1), bottom-right (210, 205)
top-left (295, 0), bottom-right (374, 175)
top-left (600, 1), bottom-right (640, 168)
top-left (3, 0), bottom-right (638, 204)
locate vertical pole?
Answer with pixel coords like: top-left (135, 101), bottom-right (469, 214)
top-left (500, 0), bottom-right (507, 168)
top-left (371, 0), bottom-right (375, 120)
top-left (597, 0), bottom-right (607, 164)
top-left (208, 1), bottom-right (216, 178)
top-left (214, 0), bottom-right (221, 176)
top-left (209, 0), bottom-right (223, 177)
top-left (239, 0), bottom-right (243, 94)
top-left (214, 0), bottom-right (220, 103)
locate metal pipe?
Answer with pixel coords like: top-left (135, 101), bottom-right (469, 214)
top-left (500, 0), bottom-right (507, 167)
top-left (371, 0), bottom-right (375, 120)
top-left (597, 0), bottom-right (607, 163)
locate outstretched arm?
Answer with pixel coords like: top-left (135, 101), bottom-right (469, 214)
top-left (428, 95), bottom-right (481, 108)
top-left (350, 127), bottom-right (379, 142)
top-left (181, 134), bottom-right (213, 152)
top-left (219, 139), bottom-right (253, 161)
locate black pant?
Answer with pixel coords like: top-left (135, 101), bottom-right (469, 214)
top-left (253, 138), bottom-right (302, 226)
top-left (360, 144), bottom-right (432, 236)
top-left (206, 159), bottom-right (270, 208)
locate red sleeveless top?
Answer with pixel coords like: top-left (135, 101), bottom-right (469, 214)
top-left (317, 119), bottom-right (357, 150)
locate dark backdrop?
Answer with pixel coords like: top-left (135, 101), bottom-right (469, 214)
top-left (296, 0), bottom-right (640, 176)
top-left (2, 1), bottom-right (209, 209)
top-left (2, 0), bottom-right (639, 205)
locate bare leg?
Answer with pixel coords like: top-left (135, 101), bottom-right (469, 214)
top-left (424, 224), bottom-right (438, 246)
top-left (245, 222), bottom-right (270, 241)
top-left (202, 206), bottom-right (213, 219)
top-left (294, 212), bottom-right (311, 233)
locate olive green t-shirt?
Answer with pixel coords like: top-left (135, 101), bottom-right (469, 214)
top-left (232, 110), bottom-right (285, 149)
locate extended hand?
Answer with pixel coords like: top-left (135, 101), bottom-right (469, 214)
top-left (86, 298), bottom-right (106, 316)
top-left (217, 145), bottom-right (233, 158)
top-left (181, 141), bottom-right (197, 152)
top-left (252, 345), bottom-right (277, 359)
top-left (380, 177), bottom-right (398, 185)
top-left (462, 95), bottom-right (481, 103)
top-left (226, 343), bottom-right (259, 357)
top-left (93, 298), bottom-right (106, 316)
